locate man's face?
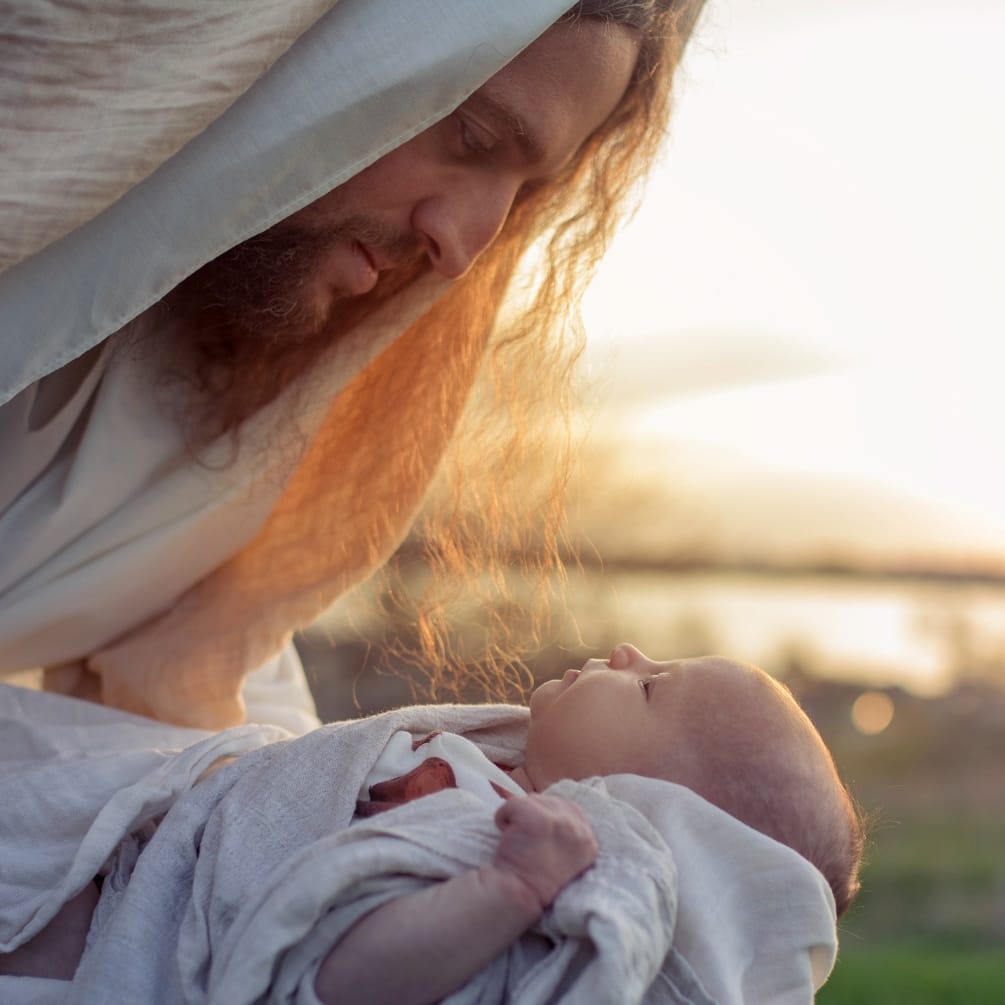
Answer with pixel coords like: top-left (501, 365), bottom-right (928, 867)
top-left (182, 19), bottom-right (639, 342)
top-left (523, 646), bottom-right (811, 790)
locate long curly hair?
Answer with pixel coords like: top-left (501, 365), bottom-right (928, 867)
top-left (177, 1), bottom-right (705, 702)
top-left (355, 1), bottom-right (704, 701)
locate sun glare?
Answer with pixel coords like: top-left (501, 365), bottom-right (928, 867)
top-left (581, 0), bottom-right (1005, 558)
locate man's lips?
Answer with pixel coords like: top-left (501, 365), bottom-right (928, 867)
top-left (356, 240), bottom-right (398, 274)
top-left (354, 240), bottom-right (379, 274)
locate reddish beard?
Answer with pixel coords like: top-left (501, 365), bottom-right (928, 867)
top-left (172, 216), bottom-right (420, 343)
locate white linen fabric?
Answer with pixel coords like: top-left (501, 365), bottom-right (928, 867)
top-left (241, 643), bottom-right (323, 735)
top-left (0, 685), bottom-right (288, 959)
top-left (0, 0), bottom-right (336, 275)
top-left (0, 686), bottom-right (837, 1005)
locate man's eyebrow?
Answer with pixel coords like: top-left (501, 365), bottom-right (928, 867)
top-left (465, 92), bottom-right (546, 165)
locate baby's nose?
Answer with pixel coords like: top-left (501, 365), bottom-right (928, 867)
top-left (608, 643), bottom-right (648, 670)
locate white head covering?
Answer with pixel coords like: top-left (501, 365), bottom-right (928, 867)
top-left (0, 0), bottom-right (574, 406)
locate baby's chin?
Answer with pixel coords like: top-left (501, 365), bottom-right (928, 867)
top-left (527, 677), bottom-right (563, 715)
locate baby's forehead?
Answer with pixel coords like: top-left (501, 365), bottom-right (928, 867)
top-left (676, 655), bottom-right (779, 699)
top-left (667, 657), bottom-right (805, 738)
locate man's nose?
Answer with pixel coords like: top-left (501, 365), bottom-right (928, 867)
top-left (412, 177), bottom-right (519, 280)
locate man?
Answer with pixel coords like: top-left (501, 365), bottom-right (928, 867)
top-left (0, 1), bottom-right (704, 729)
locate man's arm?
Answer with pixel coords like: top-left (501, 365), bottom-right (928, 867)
top-left (313, 793), bottom-right (598, 1005)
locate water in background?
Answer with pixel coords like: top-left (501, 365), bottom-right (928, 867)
top-left (559, 570), bottom-right (1005, 697)
top-left (303, 568), bottom-right (1005, 721)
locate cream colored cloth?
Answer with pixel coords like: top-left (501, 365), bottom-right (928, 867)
top-left (0, 0), bottom-right (336, 276)
top-left (0, 0), bottom-right (573, 726)
top-left (242, 644), bottom-right (323, 735)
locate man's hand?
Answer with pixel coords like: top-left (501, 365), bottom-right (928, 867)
top-left (491, 793), bottom-right (598, 911)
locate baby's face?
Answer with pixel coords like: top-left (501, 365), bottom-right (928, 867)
top-left (523, 644), bottom-right (812, 791)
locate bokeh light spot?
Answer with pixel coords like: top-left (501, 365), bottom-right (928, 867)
top-left (851, 690), bottom-right (895, 735)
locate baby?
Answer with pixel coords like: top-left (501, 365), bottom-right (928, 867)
top-left (1, 644), bottom-right (863, 1002)
top-left (314, 644), bottom-right (864, 1004)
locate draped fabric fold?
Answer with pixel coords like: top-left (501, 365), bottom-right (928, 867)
top-left (0, 0), bottom-right (338, 274)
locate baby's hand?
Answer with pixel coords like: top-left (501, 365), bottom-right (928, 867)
top-left (490, 793), bottom-right (598, 912)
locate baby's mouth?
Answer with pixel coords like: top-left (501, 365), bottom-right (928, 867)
top-left (561, 668), bottom-right (581, 686)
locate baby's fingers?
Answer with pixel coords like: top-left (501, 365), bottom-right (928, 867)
top-left (492, 794), bottom-right (598, 907)
top-left (495, 791), bottom-right (587, 834)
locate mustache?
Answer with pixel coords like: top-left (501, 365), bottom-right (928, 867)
top-left (336, 215), bottom-right (423, 268)
top-left (184, 216), bottom-right (423, 314)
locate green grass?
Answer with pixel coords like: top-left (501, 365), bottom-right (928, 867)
top-left (834, 808), bottom-right (1005, 949)
top-left (815, 809), bottom-right (1005, 1002)
top-left (819, 946), bottom-right (1005, 1004)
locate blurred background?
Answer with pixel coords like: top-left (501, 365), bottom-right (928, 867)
top-left (301, 1), bottom-right (1005, 1000)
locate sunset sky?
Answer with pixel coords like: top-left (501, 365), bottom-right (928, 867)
top-left (581, 0), bottom-right (1005, 568)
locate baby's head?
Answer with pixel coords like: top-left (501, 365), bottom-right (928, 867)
top-left (523, 644), bottom-right (864, 917)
